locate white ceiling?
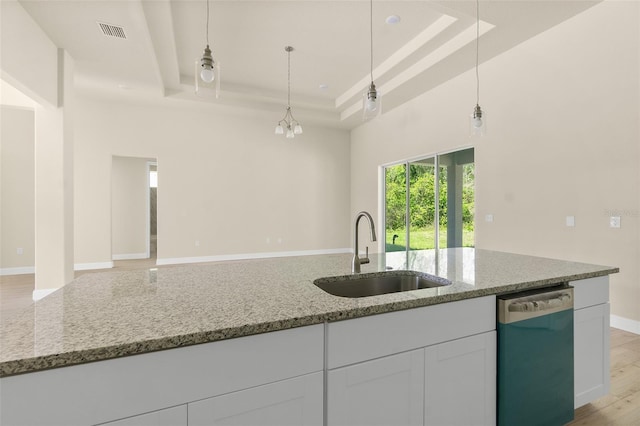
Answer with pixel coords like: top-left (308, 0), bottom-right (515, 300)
top-left (18, 0), bottom-right (601, 128)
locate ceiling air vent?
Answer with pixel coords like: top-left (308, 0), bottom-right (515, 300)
top-left (97, 22), bottom-right (127, 39)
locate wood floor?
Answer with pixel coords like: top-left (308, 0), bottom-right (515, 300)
top-left (1, 261), bottom-right (639, 425)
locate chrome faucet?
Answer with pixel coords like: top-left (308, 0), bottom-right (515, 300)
top-left (352, 211), bottom-right (377, 273)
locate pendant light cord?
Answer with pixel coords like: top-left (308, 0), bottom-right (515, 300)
top-left (287, 48), bottom-right (291, 108)
top-left (475, 0), bottom-right (480, 105)
top-left (370, 0), bottom-right (374, 83)
top-left (206, 0), bottom-right (210, 45)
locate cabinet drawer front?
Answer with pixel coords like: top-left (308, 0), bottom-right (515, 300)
top-left (189, 372), bottom-right (323, 426)
top-left (327, 296), bottom-right (496, 368)
top-left (571, 276), bottom-right (609, 309)
top-left (100, 405), bottom-right (187, 426)
top-left (0, 325), bottom-right (324, 426)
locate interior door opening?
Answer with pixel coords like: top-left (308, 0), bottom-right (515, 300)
top-left (111, 156), bottom-right (157, 264)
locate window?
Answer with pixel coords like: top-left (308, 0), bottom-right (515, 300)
top-left (383, 148), bottom-right (474, 253)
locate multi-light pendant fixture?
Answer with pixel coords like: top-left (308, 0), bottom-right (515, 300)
top-left (195, 0), bottom-right (220, 98)
top-left (470, 0), bottom-right (485, 136)
top-left (275, 46), bottom-right (303, 139)
top-left (363, 0), bottom-right (380, 120)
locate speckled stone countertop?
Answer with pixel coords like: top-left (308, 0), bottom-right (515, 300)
top-left (0, 249), bottom-right (617, 377)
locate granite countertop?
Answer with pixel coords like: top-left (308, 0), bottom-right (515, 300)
top-left (0, 248), bottom-right (618, 377)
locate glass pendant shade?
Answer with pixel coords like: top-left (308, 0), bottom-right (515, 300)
top-left (286, 128), bottom-right (295, 139)
top-left (275, 124), bottom-right (284, 135)
top-left (363, 82), bottom-right (381, 120)
top-left (294, 124), bottom-right (303, 135)
top-left (469, 104), bottom-right (486, 137)
top-left (195, 47), bottom-right (220, 98)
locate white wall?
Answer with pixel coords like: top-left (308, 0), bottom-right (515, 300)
top-left (1, 0), bottom-right (75, 294)
top-left (111, 156), bottom-right (152, 259)
top-left (0, 0), bottom-right (57, 106)
top-left (75, 98), bottom-right (351, 265)
top-left (351, 0), bottom-right (640, 324)
top-left (0, 107), bottom-right (35, 274)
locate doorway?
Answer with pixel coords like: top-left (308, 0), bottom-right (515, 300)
top-left (148, 162), bottom-right (157, 259)
top-left (111, 156), bottom-right (157, 262)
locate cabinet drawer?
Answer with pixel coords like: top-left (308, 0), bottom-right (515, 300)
top-left (100, 405), bottom-right (187, 426)
top-left (571, 276), bottom-right (609, 309)
top-left (0, 325), bottom-right (324, 426)
top-left (327, 296), bottom-right (496, 368)
top-left (188, 372), bottom-right (323, 426)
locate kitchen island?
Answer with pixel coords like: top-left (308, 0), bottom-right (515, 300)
top-left (0, 249), bottom-right (617, 425)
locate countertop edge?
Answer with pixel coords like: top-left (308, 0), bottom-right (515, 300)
top-left (0, 268), bottom-right (617, 378)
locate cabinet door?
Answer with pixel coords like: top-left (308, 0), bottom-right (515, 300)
top-left (188, 372), bottom-right (322, 426)
top-left (100, 405), bottom-right (186, 426)
top-left (575, 303), bottom-right (610, 408)
top-left (327, 349), bottom-right (424, 426)
top-left (424, 331), bottom-right (496, 426)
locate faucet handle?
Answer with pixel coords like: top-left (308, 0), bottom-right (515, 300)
top-left (360, 246), bottom-right (370, 265)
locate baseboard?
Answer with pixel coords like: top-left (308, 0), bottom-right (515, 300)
top-left (74, 261), bottom-right (114, 271)
top-left (610, 315), bottom-right (640, 335)
top-left (0, 266), bottom-right (35, 276)
top-left (156, 248), bottom-right (352, 266)
top-left (112, 253), bottom-right (148, 261)
top-left (32, 288), bottom-right (57, 301)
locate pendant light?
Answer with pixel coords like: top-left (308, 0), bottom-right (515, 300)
top-left (470, 0), bottom-right (485, 136)
top-left (275, 46), bottom-right (303, 139)
top-left (363, 0), bottom-right (380, 120)
top-left (195, 0), bottom-right (220, 98)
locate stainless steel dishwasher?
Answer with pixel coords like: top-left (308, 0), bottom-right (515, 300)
top-left (497, 285), bottom-right (574, 426)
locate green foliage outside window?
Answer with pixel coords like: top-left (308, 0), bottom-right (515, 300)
top-left (385, 162), bottom-right (474, 251)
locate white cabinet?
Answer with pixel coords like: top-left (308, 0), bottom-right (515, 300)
top-left (100, 405), bottom-right (187, 426)
top-left (0, 325), bottom-right (324, 426)
top-left (571, 276), bottom-right (610, 408)
top-left (328, 349), bottom-right (424, 426)
top-left (424, 331), bottom-right (496, 426)
top-left (326, 296), bottom-right (497, 426)
top-left (189, 372), bottom-right (323, 426)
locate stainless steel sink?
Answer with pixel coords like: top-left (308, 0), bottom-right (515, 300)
top-left (313, 272), bottom-right (451, 298)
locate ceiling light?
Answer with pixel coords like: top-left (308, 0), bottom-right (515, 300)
top-left (470, 0), bottom-right (485, 137)
top-left (385, 15), bottom-right (401, 25)
top-left (275, 46), bottom-right (303, 139)
top-left (195, 0), bottom-right (220, 98)
top-left (363, 0), bottom-right (381, 120)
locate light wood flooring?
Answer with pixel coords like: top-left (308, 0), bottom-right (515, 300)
top-left (1, 260), bottom-right (639, 425)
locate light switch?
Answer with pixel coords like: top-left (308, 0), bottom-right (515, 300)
top-left (566, 216), bottom-right (575, 227)
top-left (17, 248), bottom-right (23, 255)
top-left (610, 216), bottom-right (621, 228)
top-left (485, 214), bottom-right (494, 223)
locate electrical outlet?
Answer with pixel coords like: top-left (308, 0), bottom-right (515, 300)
top-left (610, 216), bottom-right (621, 228)
top-left (485, 214), bottom-right (494, 223)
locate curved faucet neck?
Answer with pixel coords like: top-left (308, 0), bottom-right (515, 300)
top-left (353, 211), bottom-right (377, 273)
